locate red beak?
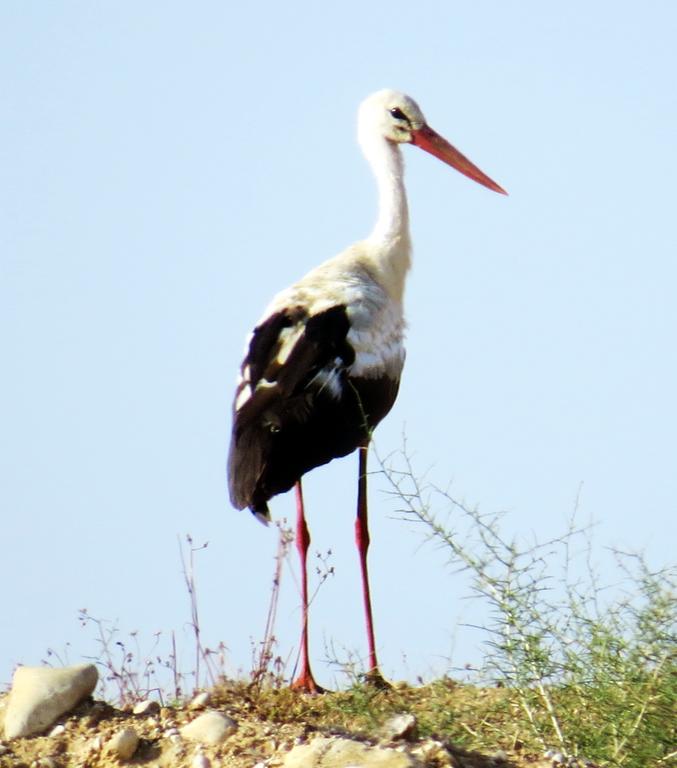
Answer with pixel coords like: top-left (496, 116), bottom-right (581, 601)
top-left (411, 124), bottom-right (507, 195)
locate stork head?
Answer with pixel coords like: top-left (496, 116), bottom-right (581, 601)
top-left (358, 89), bottom-right (507, 195)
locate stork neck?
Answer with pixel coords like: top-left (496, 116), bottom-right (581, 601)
top-left (362, 137), bottom-right (412, 301)
top-left (366, 138), bottom-right (410, 248)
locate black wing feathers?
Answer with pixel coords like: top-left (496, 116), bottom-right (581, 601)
top-left (228, 304), bottom-right (400, 516)
top-left (246, 308), bottom-right (297, 385)
top-left (229, 306), bottom-right (353, 511)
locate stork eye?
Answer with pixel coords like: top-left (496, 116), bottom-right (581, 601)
top-left (389, 107), bottom-right (408, 121)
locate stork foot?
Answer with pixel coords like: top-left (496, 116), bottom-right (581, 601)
top-left (363, 667), bottom-right (391, 690)
top-left (290, 670), bottom-right (326, 695)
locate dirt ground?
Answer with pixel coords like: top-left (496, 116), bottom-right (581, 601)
top-left (0, 682), bottom-right (562, 768)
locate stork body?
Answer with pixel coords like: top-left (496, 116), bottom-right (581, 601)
top-left (229, 243), bottom-right (407, 519)
top-left (228, 90), bottom-right (505, 692)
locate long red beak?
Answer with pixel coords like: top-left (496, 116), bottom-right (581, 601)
top-left (411, 124), bottom-right (507, 195)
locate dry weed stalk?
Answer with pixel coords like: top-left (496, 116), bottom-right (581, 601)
top-left (251, 519), bottom-right (294, 686)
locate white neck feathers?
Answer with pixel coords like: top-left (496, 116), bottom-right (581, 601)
top-left (360, 134), bottom-right (412, 303)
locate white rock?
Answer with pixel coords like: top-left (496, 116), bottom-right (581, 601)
top-left (282, 735), bottom-right (419, 767)
top-left (49, 724), bottom-right (66, 737)
top-left (106, 727), bottom-right (140, 760)
top-left (4, 664), bottom-right (98, 739)
top-left (189, 691), bottom-right (211, 710)
top-left (192, 753), bottom-right (212, 768)
top-left (164, 726), bottom-right (181, 745)
top-left (133, 699), bottom-right (160, 716)
top-left (382, 713), bottom-right (417, 741)
top-left (413, 739), bottom-right (456, 767)
top-left (80, 735), bottom-right (103, 756)
top-left (180, 711), bottom-right (237, 745)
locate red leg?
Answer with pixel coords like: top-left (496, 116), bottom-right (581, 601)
top-left (290, 480), bottom-right (324, 694)
top-left (355, 446), bottom-right (388, 686)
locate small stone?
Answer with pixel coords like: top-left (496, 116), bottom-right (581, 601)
top-left (133, 699), bottom-right (160, 716)
top-left (192, 754), bottom-right (211, 768)
top-left (0, 744), bottom-right (9, 756)
top-left (49, 725), bottom-right (66, 737)
top-left (4, 664), bottom-right (98, 739)
top-left (189, 691), bottom-right (211, 710)
top-left (106, 727), bottom-right (140, 760)
top-left (492, 750), bottom-right (508, 763)
top-left (88, 736), bottom-right (103, 752)
top-left (181, 711), bottom-right (237, 745)
top-left (381, 713), bottom-right (417, 741)
top-left (550, 754), bottom-right (565, 766)
top-left (413, 739), bottom-right (454, 767)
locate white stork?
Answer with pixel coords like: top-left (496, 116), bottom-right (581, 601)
top-left (228, 89), bottom-right (506, 692)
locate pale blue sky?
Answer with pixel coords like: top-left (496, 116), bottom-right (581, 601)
top-left (2, 2), bottom-right (676, 690)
